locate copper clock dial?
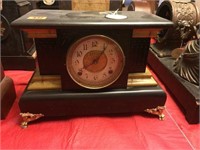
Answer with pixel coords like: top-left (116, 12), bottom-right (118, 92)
top-left (66, 35), bottom-right (125, 89)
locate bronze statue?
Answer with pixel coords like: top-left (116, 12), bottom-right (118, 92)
top-left (173, 22), bottom-right (199, 85)
top-left (151, 0), bottom-right (200, 57)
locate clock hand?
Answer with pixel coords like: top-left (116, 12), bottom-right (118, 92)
top-left (102, 43), bottom-right (108, 52)
top-left (91, 43), bottom-right (108, 64)
top-left (82, 43), bottom-right (108, 70)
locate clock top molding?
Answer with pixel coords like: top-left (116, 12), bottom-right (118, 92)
top-left (11, 9), bottom-right (173, 30)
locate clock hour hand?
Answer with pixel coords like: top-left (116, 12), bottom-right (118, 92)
top-left (103, 43), bottom-right (108, 52)
top-left (82, 43), bottom-right (108, 70)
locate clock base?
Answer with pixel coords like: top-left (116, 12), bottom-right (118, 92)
top-left (18, 69), bottom-right (166, 126)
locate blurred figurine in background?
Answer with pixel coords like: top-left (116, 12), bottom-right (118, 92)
top-left (0, 0), bottom-right (2, 11)
top-left (151, 0), bottom-right (199, 57)
top-left (173, 22), bottom-right (200, 85)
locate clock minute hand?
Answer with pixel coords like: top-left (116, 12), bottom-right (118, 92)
top-left (103, 43), bottom-right (108, 52)
top-left (82, 43), bottom-right (108, 70)
top-left (92, 43), bottom-right (108, 63)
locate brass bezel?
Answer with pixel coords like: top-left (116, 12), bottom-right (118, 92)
top-left (66, 34), bottom-right (125, 89)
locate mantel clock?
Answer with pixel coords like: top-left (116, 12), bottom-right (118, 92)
top-left (11, 9), bottom-right (173, 127)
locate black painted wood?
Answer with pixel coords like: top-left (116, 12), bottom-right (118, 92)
top-left (11, 9), bottom-right (173, 29)
top-left (19, 85), bottom-right (166, 117)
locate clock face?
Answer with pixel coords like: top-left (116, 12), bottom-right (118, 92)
top-left (66, 35), bottom-right (125, 89)
top-left (43, 0), bottom-right (55, 5)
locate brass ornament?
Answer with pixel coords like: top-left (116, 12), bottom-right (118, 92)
top-left (173, 22), bottom-right (199, 85)
top-left (171, 47), bottom-right (185, 59)
top-left (20, 112), bottom-right (44, 128)
top-left (151, 0), bottom-right (199, 57)
top-left (145, 106), bottom-right (165, 120)
top-left (173, 40), bottom-right (199, 85)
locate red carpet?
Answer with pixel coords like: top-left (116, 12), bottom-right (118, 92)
top-left (1, 68), bottom-right (199, 149)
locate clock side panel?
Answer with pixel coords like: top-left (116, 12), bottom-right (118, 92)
top-left (129, 38), bottom-right (151, 73)
top-left (35, 38), bottom-right (64, 75)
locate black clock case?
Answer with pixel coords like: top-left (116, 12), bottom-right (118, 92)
top-left (35, 29), bottom-right (150, 91)
top-left (11, 10), bottom-right (174, 123)
top-left (1, 0), bottom-right (35, 70)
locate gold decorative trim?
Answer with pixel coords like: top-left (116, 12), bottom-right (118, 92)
top-left (20, 112), bottom-right (44, 128)
top-left (132, 28), bottom-right (161, 38)
top-left (22, 29), bottom-right (57, 38)
top-left (27, 16), bottom-right (47, 20)
top-left (145, 106), bottom-right (165, 120)
top-left (26, 68), bottom-right (61, 91)
top-left (128, 68), bottom-right (157, 87)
